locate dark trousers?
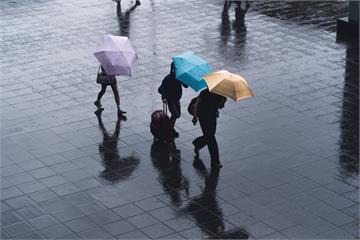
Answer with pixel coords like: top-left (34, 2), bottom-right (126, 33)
top-left (193, 114), bottom-right (219, 164)
top-left (168, 100), bottom-right (181, 129)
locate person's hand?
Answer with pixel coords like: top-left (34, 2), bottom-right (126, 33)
top-left (192, 117), bottom-right (197, 125)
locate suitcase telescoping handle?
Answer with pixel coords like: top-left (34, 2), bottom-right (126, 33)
top-left (163, 102), bottom-right (168, 115)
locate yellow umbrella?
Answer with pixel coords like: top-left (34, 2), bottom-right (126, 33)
top-left (203, 70), bottom-right (254, 101)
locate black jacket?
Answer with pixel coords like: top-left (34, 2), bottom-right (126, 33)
top-left (158, 74), bottom-right (187, 102)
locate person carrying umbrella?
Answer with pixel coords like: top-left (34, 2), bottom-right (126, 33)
top-left (93, 35), bottom-right (138, 116)
top-left (192, 89), bottom-right (227, 169)
top-left (158, 62), bottom-right (188, 138)
top-left (191, 70), bottom-right (253, 169)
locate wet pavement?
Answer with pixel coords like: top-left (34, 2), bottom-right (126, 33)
top-left (1, 0), bottom-right (359, 239)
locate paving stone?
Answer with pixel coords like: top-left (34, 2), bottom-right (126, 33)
top-left (78, 227), bottom-right (113, 239)
top-left (116, 229), bottom-right (149, 239)
top-left (134, 196), bottom-right (167, 211)
top-left (281, 225), bottom-right (319, 239)
top-left (148, 206), bottom-right (178, 221)
top-left (112, 203), bottom-right (144, 219)
top-left (1, 186), bottom-right (23, 200)
top-left (141, 222), bottom-right (175, 239)
top-left (52, 208), bottom-right (85, 222)
top-left (63, 216), bottom-right (97, 233)
top-left (102, 219), bottom-right (135, 236)
top-left (15, 231), bottom-right (44, 239)
top-left (28, 189), bottom-right (59, 203)
top-left (39, 174), bottom-right (69, 188)
top-left (39, 224), bottom-right (74, 239)
top-left (3, 221), bottom-right (36, 237)
top-left (263, 214), bottom-right (297, 232)
top-left (16, 181), bottom-right (47, 194)
top-left (87, 209), bottom-right (121, 225)
top-left (15, 205), bottom-right (45, 220)
top-left (245, 221), bottom-right (277, 238)
top-left (6, 171), bottom-right (36, 185)
top-left (1, 211), bottom-right (24, 227)
top-left (4, 195), bottom-right (36, 210)
top-left (28, 214), bottom-right (59, 230)
top-left (127, 212), bottom-right (159, 229)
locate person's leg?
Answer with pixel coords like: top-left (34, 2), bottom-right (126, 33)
top-left (208, 135), bottom-right (221, 168)
top-left (167, 101), bottom-right (180, 138)
top-left (199, 115), bottom-right (221, 168)
top-left (94, 84), bottom-right (107, 108)
top-left (110, 83), bottom-right (126, 114)
top-left (116, 0), bottom-right (121, 16)
top-left (192, 115), bottom-right (211, 159)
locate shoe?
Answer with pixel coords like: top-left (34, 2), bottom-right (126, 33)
top-left (117, 111), bottom-right (127, 121)
top-left (118, 109), bottom-right (126, 114)
top-left (171, 128), bottom-right (179, 138)
top-left (193, 159), bottom-right (206, 171)
top-left (94, 100), bottom-right (102, 109)
top-left (94, 108), bottom-right (104, 115)
top-left (135, 0), bottom-right (141, 6)
top-left (119, 114), bottom-right (127, 121)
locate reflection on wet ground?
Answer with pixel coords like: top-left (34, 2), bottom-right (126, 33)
top-left (339, 45), bottom-right (359, 177)
top-left (151, 141), bottom-right (189, 207)
top-left (250, 1), bottom-right (348, 32)
top-left (1, 0), bottom-right (359, 239)
top-left (96, 110), bottom-right (140, 184)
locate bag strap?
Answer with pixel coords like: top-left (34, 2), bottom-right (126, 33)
top-left (163, 102), bottom-right (167, 115)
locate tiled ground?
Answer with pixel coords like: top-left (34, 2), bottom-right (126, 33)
top-left (1, 0), bottom-right (359, 239)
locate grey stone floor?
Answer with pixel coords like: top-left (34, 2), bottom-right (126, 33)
top-left (1, 0), bottom-right (359, 239)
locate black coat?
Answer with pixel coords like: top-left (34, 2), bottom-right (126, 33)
top-left (158, 74), bottom-right (185, 102)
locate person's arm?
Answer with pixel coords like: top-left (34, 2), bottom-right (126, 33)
top-left (158, 78), bottom-right (167, 102)
top-left (192, 96), bottom-right (201, 125)
top-left (181, 82), bottom-right (188, 88)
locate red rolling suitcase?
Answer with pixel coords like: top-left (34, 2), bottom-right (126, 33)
top-left (150, 103), bottom-right (171, 142)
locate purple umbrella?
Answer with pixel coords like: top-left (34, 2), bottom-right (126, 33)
top-left (94, 35), bottom-right (138, 76)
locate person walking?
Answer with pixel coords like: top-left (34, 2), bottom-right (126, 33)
top-left (94, 65), bottom-right (126, 116)
top-left (192, 89), bottom-right (227, 169)
top-left (233, 0), bottom-right (250, 29)
top-left (115, 0), bottom-right (141, 37)
top-left (158, 62), bottom-right (188, 138)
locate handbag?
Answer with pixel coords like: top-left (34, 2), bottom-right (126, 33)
top-left (96, 67), bottom-right (116, 85)
top-left (187, 97), bottom-right (198, 116)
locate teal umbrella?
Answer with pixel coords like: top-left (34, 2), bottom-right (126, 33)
top-left (172, 51), bottom-right (211, 92)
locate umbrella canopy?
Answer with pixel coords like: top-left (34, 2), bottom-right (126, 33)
top-left (203, 70), bottom-right (254, 101)
top-left (94, 35), bottom-right (138, 76)
top-left (172, 51), bottom-right (211, 92)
